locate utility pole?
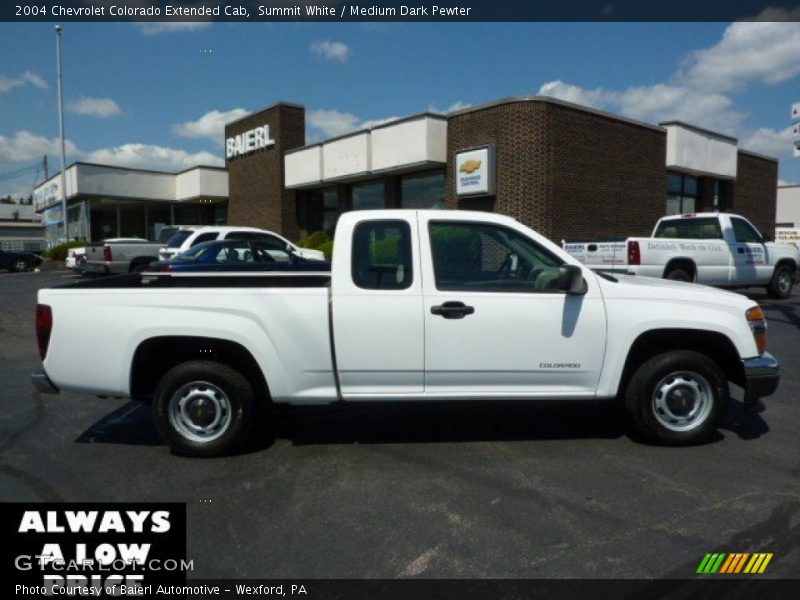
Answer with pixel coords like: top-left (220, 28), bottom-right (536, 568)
top-left (55, 24), bottom-right (68, 240)
top-left (43, 155), bottom-right (48, 179)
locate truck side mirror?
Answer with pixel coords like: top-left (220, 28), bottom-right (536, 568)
top-left (762, 234), bottom-right (774, 243)
top-left (557, 264), bottom-right (587, 295)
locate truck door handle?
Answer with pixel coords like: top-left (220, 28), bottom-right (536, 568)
top-left (431, 301), bottom-right (475, 319)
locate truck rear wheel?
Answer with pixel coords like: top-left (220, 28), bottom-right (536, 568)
top-left (767, 264), bottom-right (794, 299)
top-left (624, 351), bottom-right (728, 445)
top-left (152, 360), bottom-right (255, 457)
top-left (665, 268), bottom-right (692, 282)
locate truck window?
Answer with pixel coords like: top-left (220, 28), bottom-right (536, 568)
top-left (731, 218), bottom-right (762, 243)
top-left (165, 230), bottom-right (194, 247)
top-left (654, 218), bottom-right (722, 240)
top-left (352, 220), bottom-right (413, 290)
top-left (190, 232), bottom-right (218, 247)
top-left (429, 221), bottom-right (563, 293)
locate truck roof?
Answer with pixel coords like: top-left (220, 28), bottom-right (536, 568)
top-left (658, 212), bottom-right (724, 221)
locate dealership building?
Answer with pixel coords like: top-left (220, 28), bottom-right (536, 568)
top-left (35, 95), bottom-right (779, 244)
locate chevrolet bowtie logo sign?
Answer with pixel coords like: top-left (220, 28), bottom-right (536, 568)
top-left (696, 552), bottom-right (773, 574)
top-left (459, 159), bottom-right (482, 174)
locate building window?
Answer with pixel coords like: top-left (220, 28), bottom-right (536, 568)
top-left (352, 180), bottom-right (386, 211)
top-left (666, 172), bottom-right (697, 215)
top-left (401, 171), bottom-right (445, 209)
top-left (322, 188), bottom-right (340, 233)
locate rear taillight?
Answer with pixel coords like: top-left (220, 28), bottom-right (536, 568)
top-left (627, 240), bottom-right (641, 265)
top-left (36, 304), bottom-right (52, 360)
top-left (103, 245), bottom-right (112, 262)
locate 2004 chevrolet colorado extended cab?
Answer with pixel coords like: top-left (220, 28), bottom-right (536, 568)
top-left (32, 210), bottom-right (779, 456)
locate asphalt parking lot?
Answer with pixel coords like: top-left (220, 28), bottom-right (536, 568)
top-left (1, 269), bottom-right (798, 579)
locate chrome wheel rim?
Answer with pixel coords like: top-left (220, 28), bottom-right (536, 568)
top-left (778, 270), bottom-right (792, 294)
top-left (651, 371), bottom-right (714, 432)
top-left (13, 259), bottom-right (27, 271)
top-left (168, 381), bottom-right (231, 443)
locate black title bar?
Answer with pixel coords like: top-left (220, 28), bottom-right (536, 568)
top-left (4, 0), bottom-right (800, 22)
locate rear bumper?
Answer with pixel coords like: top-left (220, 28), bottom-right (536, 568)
top-left (31, 370), bottom-right (58, 395)
top-left (742, 352), bottom-right (779, 402)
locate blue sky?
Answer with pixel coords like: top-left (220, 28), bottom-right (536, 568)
top-left (1, 19), bottom-right (799, 199)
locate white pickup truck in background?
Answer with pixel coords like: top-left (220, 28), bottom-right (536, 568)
top-left (32, 210), bottom-right (779, 456)
top-left (564, 213), bottom-right (800, 298)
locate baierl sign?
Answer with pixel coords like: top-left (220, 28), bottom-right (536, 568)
top-left (226, 124), bottom-right (274, 159)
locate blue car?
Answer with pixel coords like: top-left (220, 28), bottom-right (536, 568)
top-left (148, 239), bottom-right (330, 273)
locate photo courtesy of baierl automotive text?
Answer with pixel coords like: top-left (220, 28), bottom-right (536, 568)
top-left (3, 0), bottom-right (800, 595)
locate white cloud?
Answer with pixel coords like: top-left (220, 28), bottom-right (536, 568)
top-left (307, 109), bottom-right (410, 140)
top-left (538, 81), bottom-right (611, 108)
top-left (68, 97), bottom-right (123, 119)
top-left (537, 15), bottom-right (800, 145)
top-left (135, 22), bottom-right (212, 36)
top-left (360, 116), bottom-right (402, 129)
top-left (0, 71), bottom-right (48, 93)
top-left (740, 126), bottom-right (796, 158)
top-left (83, 143), bottom-right (223, 171)
top-left (0, 131), bottom-right (79, 164)
top-left (172, 108), bottom-right (249, 144)
top-left (427, 100), bottom-right (473, 114)
top-left (310, 40), bottom-right (351, 63)
top-left (307, 109), bottom-right (360, 137)
top-left (681, 16), bottom-right (800, 92)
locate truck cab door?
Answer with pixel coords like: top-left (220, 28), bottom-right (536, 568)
top-left (419, 216), bottom-right (606, 398)
top-left (729, 216), bottom-right (769, 285)
top-left (331, 217), bottom-right (424, 397)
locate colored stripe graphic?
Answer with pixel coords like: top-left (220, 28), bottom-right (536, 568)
top-left (744, 553), bottom-right (773, 574)
top-left (699, 552), bottom-right (774, 574)
top-left (697, 553), bottom-right (727, 573)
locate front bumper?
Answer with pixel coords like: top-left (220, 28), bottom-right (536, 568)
top-left (31, 370), bottom-right (59, 395)
top-left (742, 352), bottom-right (779, 402)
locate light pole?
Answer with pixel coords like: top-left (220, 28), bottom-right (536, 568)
top-left (55, 24), bottom-right (68, 241)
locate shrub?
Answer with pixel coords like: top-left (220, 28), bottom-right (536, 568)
top-left (297, 231), bottom-right (333, 260)
top-left (46, 240), bottom-right (86, 262)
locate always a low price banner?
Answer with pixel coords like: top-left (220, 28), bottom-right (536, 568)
top-left (3, 503), bottom-right (188, 597)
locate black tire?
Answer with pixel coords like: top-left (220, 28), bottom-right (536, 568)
top-left (624, 351), bottom-right (729, 446)
top-left (10, 258), bottom-right (31, 272)
top-left (767, 264), bottom-right (795, 299)
top-left (665, 268), bottom-right (692, 282)
top-left (129, 259), bottom-right (155, 273)
top-left (152, 360), bottom-right (255, 457)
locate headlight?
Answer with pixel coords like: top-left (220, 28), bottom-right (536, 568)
top-left (746, 306), bottom-right (767, 355)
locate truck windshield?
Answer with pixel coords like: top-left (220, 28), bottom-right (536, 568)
top-left (165, 230), bottom-right (194, 247)
top-left (654, 218), bottom-right (722, 240)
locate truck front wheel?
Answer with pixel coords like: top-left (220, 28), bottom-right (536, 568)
top-left (767, 264), bottom-right (794, 299)
top-left (152, 360), bottom-right (255, 457)
top-left (624, 351), bottom-right (728, 445)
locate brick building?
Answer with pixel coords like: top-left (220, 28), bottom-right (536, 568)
top-left (37, 95), bottom-right (777, 246)
top-left (225, 96), bottom-right (778, 243)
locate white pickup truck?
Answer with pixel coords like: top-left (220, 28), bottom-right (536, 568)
top-left (32, 210), bottom-right (779, 456)
top-left (564, 213), bottom-right (799, 298)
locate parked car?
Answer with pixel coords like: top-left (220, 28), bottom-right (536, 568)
top-left (0, 249), bottom-right (42, 272)
top-left (32, 209), bottom-right (778, 456)
top-left (158, 226), bottom-right (326, 262)
top-left (564, 212), bottom-right (800, 298)
top-left (149, 239), bottom-right (331, 273)
top-left (82, 228), bottom-right (190, 275)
